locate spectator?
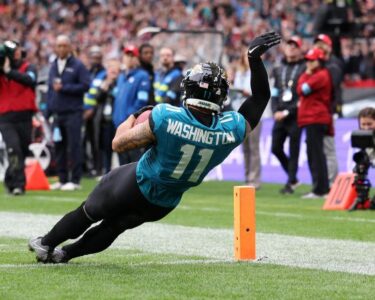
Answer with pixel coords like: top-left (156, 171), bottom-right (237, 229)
top-left (232, 47), bottom-right (261, 189)
top-left (47, 35), bottom-right (90, 191)
top-left (93, 58), bottom-right (121, 175)
top-left (82, 45), bottom-right (106, 177)
top-left (154, 47), bottom-right (183, 106)
top-left (271, 36), bottom-right (305, 194)
top-left (297, 47), bottom-right (332, 198)
top-left (174, 54), bottom-right (188, 74)
top-left (139, 43), bottom-right (155, 105)
top-left (113, 45), bottom-right (151, 165)
top-left (0, 40), bottom-right (37, 195)
top-left (314, 34), bottom-right (344, 186)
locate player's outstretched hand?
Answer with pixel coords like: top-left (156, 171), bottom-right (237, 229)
top-left (248, 31), bottom-right (281, 59)
top-left (133, 105), bottom-right (154, 118)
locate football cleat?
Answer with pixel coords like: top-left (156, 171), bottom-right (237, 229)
top-left (51, 247), bottom-right (69, 264)
top-left (28, 237), bottom-right (51, 263)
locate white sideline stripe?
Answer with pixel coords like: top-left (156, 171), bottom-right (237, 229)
top-left (0, 212), bottom-right (374, 275)
top-left (30, 196), bottom-right (79, 203)
top-left (180, 206), bottom-right (375, 224)
top-left (0, 259), bottom-right (228, 269)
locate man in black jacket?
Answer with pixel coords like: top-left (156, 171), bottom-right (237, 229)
top-left (47, 35), bottom-right (90, 191)
top-left (271, 36), bottom-right (305, 194)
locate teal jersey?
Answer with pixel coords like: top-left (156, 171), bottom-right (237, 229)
top-left (136, 103), bottom-right (246, 207)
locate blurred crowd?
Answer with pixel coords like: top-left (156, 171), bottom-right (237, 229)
top-left (1, 0), bottom-right (375, 196)
top-left (1, 0), bottom-right (375, 80)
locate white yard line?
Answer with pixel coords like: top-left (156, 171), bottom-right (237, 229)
top-left (29, 196), bottom-right (80, 203)
top-left (0, 211), bottom-right (374, 275)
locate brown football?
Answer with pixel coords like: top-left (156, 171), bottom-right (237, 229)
top-left (134, 110), bottom-right (152, 126)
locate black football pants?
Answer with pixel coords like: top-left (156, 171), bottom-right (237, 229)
top-left (42, 162), bottom-right (174, 260)
top-left (0, 120), bottom-right (32, 192)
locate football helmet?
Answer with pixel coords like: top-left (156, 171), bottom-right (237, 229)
top-left (181, 62), bottom-right (229, 113)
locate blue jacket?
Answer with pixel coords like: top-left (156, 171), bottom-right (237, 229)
top-left (47, 56), bottom-right (90, 114)
top-left (113, 68), bottom-right (151, 128)
top-left (154, 67), bottom-right (182, 104)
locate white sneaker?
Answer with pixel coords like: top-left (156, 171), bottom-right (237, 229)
top-left (290, 181), bottom-right (300, 190)
top-left (50, 182), bottom-right (63, 190)
top-left (60, 182), bottom-right (81, 191)
top-left (302, 192), bottom-right (326, 199)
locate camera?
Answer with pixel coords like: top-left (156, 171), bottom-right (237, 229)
top-left (0, 40), bottom-right (18, 68)
top-left (349, 130), bottom-right (375, 210)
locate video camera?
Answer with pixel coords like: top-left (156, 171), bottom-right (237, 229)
top-left (0, 40), bottom-right (18, 68)
top-left (349, 130), bottom-right (375, 210)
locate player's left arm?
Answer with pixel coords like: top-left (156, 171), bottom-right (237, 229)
top-left (238, 32), bottom-right (281, 130)
top-left (112, 115), bottom-right (156, 153)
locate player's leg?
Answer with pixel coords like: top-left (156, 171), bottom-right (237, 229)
top-left (29, 163), bottom-right (140, 262)
top-left (54, 163), bottom-right (174, 262)
top-left (60, 201), bottom-right (173, 261)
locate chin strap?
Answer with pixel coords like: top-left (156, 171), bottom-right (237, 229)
top-left (184, 98), bottom-right (221, 113)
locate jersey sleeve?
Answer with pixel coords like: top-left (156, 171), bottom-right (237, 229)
top-left (150, 104), bottom-right (166, 135)
top-left (233, 112), bottom-right (247, 142)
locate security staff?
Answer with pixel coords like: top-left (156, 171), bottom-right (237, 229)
top-left (0, 41), bottom-right (37, 195)
top-left (82, 46), bottom-right (106, 177)
top-left (113, 45), bottom-right (151, 165)
top-left (271, 36), bottom-right (305, 194)
top-left (154, 47), bottom-right (183, 106)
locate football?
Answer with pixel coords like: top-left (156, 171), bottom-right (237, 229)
top-left (134, 110), bottom-right (152, 126)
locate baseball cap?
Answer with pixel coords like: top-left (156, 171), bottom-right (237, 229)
top-left (287, 36), bottom-right (302, 48)
top-left (314, 34), bottom-right (332, 47)
top-left (304, 47), bottom-right (325, 61)
top-left (123, 45), bottom-right (139, 57)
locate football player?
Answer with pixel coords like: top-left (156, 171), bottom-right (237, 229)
top-left (29, 32), bottom-right (281, 263)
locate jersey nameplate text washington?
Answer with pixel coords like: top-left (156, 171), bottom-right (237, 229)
top-left (166, 119), bottom-right (236, 145)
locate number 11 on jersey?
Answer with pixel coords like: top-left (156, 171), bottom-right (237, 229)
top-left (170, 144), bottom-right (213, 183)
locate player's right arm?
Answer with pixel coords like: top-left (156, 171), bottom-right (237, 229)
top-left (238, 32), bottom-right (281, 132)
top-left (112, 114), bottom-right (155, 153)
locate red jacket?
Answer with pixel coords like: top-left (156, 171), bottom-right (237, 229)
top-left (0, 62), bottom-right (37, 114)
top-left (296, 68), bottom-right (332, 127)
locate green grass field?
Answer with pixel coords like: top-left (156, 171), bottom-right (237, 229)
top-left (0, 179), bottom-right (374, 299)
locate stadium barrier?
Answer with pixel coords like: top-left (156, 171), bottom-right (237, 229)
top-left (206, 118), bottom-right (375, 184)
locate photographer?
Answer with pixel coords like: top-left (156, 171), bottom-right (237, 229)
top-left (350, 107), bottom-right (375, 210)
top-left (0, 41), bottom-right (37, 195)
